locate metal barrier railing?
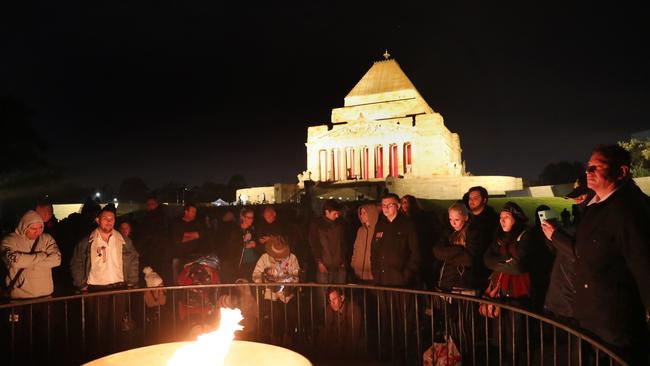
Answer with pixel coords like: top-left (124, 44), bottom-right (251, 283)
top-left (0, 283), bottom-right (629, 365)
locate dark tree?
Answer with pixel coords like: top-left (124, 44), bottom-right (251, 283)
top-left (226, 174), bottom-right (247, 201)
top-left (538, 161), bottom-right (585, 185)
top-left (193, 181), bottom-right (231, 203)
top-left (157, 181), bottom-right (184, 204)
top-left (619, 137), bottom-right (650, 177)
top-left (117, 177), bottom-right (149, 203)
top-left (0, 96), bottom-right (54, 187)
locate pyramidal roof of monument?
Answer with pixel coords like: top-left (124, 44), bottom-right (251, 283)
top-left (346, 58), bottom-right (419, 98)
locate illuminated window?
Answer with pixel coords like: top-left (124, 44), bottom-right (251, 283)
top-left (361, 146), bottom-right (369, 179)
top-left (403, 142), bottom-right (412, 174)
top-left (345, 147), bottom-right (355, 179)
top-left (319, 149), bottom-right (327, 181)
top-left (329, 149), bottom-right (335, 181)
top-left (333, 148), bottom-right (342, 181)
top-left (374, 145), bottom-right (383, 178)
top-left (389, 144), bottom-right (399, 177)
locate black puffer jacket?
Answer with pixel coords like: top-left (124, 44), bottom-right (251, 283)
top-left (433, 222), bottom-right (483, 291)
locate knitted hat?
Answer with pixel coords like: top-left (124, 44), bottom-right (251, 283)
top-left (143, 266), bottom-right (164, 287)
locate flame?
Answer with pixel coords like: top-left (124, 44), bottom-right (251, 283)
top-left (168, 308), bottom-right (244, 366)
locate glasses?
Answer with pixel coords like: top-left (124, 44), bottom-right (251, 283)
top-left (586, 164), bottom-right (607, 173)
top-left (381, 203), bottom-right (397, 209)
top-left (243, 215), bottom-right (254, 220)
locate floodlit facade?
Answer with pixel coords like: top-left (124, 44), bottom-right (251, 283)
top-left (239, 54), bottom-right (523, 202)
top-left (306, 57), bottom-right (464, 182)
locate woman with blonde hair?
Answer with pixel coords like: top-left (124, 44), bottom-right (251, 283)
top-left (433, 202), bottom-right (483, 295)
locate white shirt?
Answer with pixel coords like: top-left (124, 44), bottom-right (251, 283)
top-left (87, 229), bottom-right (125, 285)
top-left (587, 187), bottom-right (619, 206)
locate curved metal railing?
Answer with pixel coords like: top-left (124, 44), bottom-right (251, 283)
top-left (0, 283), bottom-right (629, 365)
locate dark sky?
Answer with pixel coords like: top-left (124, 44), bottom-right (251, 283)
top-left (3, 2), bottom-right (649, 189)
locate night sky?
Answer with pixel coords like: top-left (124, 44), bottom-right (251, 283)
top-left (3, 2), bottom-right (649, 189)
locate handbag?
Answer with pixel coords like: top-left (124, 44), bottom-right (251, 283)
top-left (144, 288), bottom-right (167, 307)
top-left (423, 335), bottom-right (462, 366)
top-left (1, 236), bottom-right (40, 300)
top-left (479, 272), bottom-right (503, 318)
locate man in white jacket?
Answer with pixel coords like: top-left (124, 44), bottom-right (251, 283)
top-left (1, 210), bottom-right (61, 299)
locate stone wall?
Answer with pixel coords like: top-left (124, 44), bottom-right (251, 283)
top-left (236, 186), bottom-right (275, 204)
top-left (386, 175), bottom-right (523, 200)
top-left (236, 184), bottom-right (301, 204)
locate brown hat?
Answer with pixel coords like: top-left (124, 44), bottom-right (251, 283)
top-left (265, 235), bottom-right (290, 259)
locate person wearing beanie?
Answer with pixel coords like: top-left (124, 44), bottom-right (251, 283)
top-left (483, 201), bottom-right (531, 364)
top-left (143, 266), bottom-right (166, 310)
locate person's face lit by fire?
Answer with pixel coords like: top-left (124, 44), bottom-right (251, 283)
top-left (241, 211), bottom-right (254, 229)
top-left (448, 209), bottom-right (468, 232)
top-left (381, 197), bottom-right (399, 221)
top-left (96, 211), bottom-right (116, 234)
top-left (585, 152), bottom-right (627, 196)
top-left (262, 207), bottom-right (276, 224)
top-left (324, 209), bottom-right (340, 222)
top-left (25, 222), bottom-right (44, 240)
top-left (500, 211), bottom-right (516, 233)
top-left (145, 198), bottom-right (158, 212)
top-left (328, 290), bottom-right (344, 312)
top-left (468, 190), bottom-right (486, 214)
top-left (359, 207), bottom-right (369, 226)
top-left (183, 206), bottom-right (197, 222)
top-left (35, 205), bottom-right (53, 223)
top-left (119, 222), bottom-right (132, 237)
top-left (400, 197), bottom-right (410, 215)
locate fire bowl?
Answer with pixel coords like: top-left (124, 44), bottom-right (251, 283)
top-left (83, 340), bottom-right (312, 366)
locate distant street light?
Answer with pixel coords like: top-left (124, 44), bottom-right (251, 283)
top-left (95, 192), bottom-right (101, 198)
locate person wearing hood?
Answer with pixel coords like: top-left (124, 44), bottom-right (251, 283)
top-left (1, 210), bottom-right (61, 299)
top-left (350, 203), bottom-right (379, 283)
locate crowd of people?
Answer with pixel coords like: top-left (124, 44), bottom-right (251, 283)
top-left (1, 144), bottom-right (649, 364)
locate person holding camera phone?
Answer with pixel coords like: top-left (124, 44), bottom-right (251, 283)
top-left (541, 145), bottom-right (650, 365)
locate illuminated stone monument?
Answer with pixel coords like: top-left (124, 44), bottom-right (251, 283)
top-left (304, 52), bottom-right (522, 199)
top-left (306, 53), bottom-right (463, 182)
top-left (238, 52), bottom-right (522, 202)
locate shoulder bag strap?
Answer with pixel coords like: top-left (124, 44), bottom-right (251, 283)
top-left (516, 229), bottom-right (526, 242)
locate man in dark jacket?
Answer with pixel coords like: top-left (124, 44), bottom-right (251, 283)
top-left (371, 193), bottom-right (419, 361)
top-left (170, 203), bottom-right (209, 282)
top-left (371, 193), bottom-right (419, 287)
top-left (309, 199), bottom-right (347, 284)
top-left (465, 186), bottom-right (499, 288)
top-left (135, 196), bottom-right (171, 285)
top-left (221, 207), bottom-right (263, 283)
top-left (543, 145), bottom-right (650, 365)
top-left (258, 205), bottom-right (310, 279)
